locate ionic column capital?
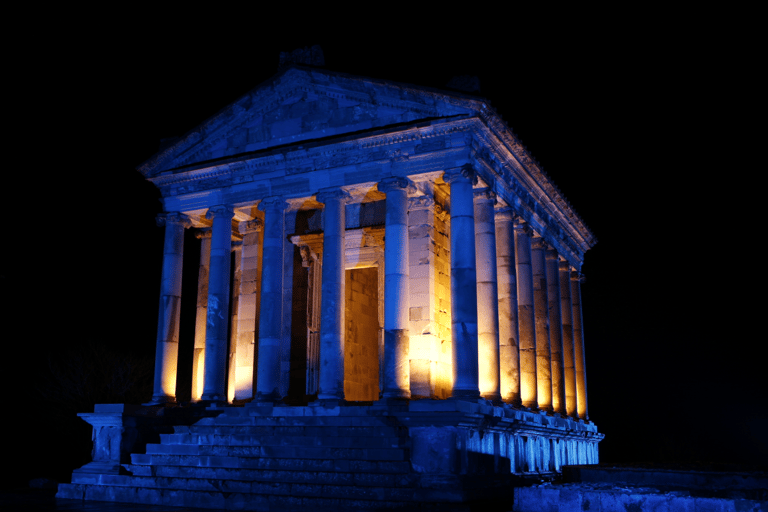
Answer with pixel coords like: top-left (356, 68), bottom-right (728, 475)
top-left (315, 187), bottom-right (351, 205)
top-left (195, 228), bottom-right (212, 240)
top-left (473, 187), bottom-right (497, 203)
top-left (442, 164), bottom-right (477, 185)
top-left (205, 205), bottom-right (234, 220)
top-left (408, 195), bottom-right (435, 210)
top-left (545, 247), bottom-right (560, 261)
top-left (514, 218), bottom-right (532, 235)
top-left (238, 218), bottom-right (263, 235)
top-left (571, 271), bottom-right (586, 283)
top-left (558, 258), bottom-right (571, 272)
top-left (156, 212), bottom-right (192, 228)
top-left (495, 206), bottom-right (515, 222)
top-left (378, 176), bottom-right (414, 194)
top-left (258, 196), bottom-right (289, 213)
top-left (531, 234), bottom-right (548, 251)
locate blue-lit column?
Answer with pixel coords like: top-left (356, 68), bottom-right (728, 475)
top-left (514, 218), bottom-right (538, 409)
top-left (255, 197), bottom-right (287, 402)
top-left (474, 188), bottom-right (501, 402)
top-left (201, 205), bottom-right (234, 403)
top-left (531, 234), bottom-right (552, 412)
top-left (546, 248), bottom-right (566, 415)
top-left (495, 207), bottom-right (521, 405)
top-left (559, 258), bottom-right (577, 417)
top-left (444, 166), bottom-right (480, 400)
top-left (316, 188), bottom-right (350, 401)
top-left (149, 212), bottom-right (190, 404)
top-left (571, 270), bottom-right (589, 420)
top-left (379, 177), bottom-right (412, 399)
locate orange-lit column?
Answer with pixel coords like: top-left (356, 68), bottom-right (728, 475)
top-left (149, 212), bottom-right (190, 404)
top-left (380, 176), bottom-right (411, 399)
top-left (474, 188), bottom-right (501, 402)
top-left (559, 258), bottom-right (577, 417)
top-left (201, 205), bottom-right (234, 404)
top-left (514, 219), bottom-right (537, 409)
top-left (191, 229), bottom-right (211, 402)
top-left (316, 188), bottom-right (349, 401)
top-left (531, 235), bottom-right (552, 411)
top-left (571, 270), bottom-right (588, 420)
top-left (255, 197), bottom-right (287, 402)
top-left (444, 166), bottom-right (480, 400)
top-left (495, 207), bottom-right (520, 405)
top-left (233, 219), bottom-right (262, 401)
top-left (546, 248), bottom-right (566, 415)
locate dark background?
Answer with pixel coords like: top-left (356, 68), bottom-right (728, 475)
top-left (4, 11), bottom-right (763, 489)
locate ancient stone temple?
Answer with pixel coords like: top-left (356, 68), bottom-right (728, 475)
top-left (58, 65), bottom-right (603, 509)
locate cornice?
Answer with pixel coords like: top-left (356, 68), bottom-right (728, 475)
top-left (147, 119), bottom-right (474, 189)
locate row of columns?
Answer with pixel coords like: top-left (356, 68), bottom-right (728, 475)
top-left (149, 166), bottom-right (588, 419)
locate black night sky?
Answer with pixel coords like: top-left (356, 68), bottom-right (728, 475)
top-left (4, 12), bottom-right (764, 489)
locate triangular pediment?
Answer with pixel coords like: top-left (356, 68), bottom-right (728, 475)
top-left (139, 67), bottom-right (484, 177)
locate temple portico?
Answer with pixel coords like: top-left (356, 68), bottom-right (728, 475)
top-left (61, 66), bottom-right (602, 508)
top-left (145, 172), bottom-right (592, 419)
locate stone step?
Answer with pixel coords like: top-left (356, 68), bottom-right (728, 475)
top-left (58, 482), bottom-right (427, 510)
top-left (186, 414), bottom-right (399, 429)
top-left (69, 473), bottom-right (419, 501)
top-left (130, 453), bottom-right (412, 473)
top-left (170, 424), bottom-right (404, 437)
top-left (121, 463), bottom-right (415, 487)
top-left (158, 432), bottom-right (408, 449)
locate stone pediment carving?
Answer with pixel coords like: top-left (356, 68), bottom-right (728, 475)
top-left (139, 67), bottom-right (483, 178)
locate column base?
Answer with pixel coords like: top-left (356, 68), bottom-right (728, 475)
top-left (481, 392), bottom-right (502, 404)
top-left (451, 389), bottom-right (481, 400)
top-left (144, 395), bottom-right (176, 406)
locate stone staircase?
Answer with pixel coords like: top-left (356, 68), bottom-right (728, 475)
top-left (58, 404), bottom-right (439, 510)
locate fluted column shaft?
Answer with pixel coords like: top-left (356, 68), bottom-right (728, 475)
top-left (201, 205), bottom-right (234, 403)
top-left (495, 207), bottom-right (521, 405)
top-left (514, 219), bottom-right (538, 409)
top-left (191, 230), bottom-right (211, 402)
top-left (559, 259), bottom-right (577, 417)
top-left (531, 235), bottom-right (552, 411)
top-left (150, 212), bottom-right (190, 404)
top-left (444, 166), bottom-right (480, 400)
top-left (379, 177), bottom-right (411, 399)
top-left (571, 271), bottom-right (588, 420)
top-left (256, 198), bottom-right (287, 401)
top-left (317, 188), bottom-right (349, 401)
top-left (546, 248), bottom-right (566, 415)
top-left (474, 189), bottom-right (501, 402)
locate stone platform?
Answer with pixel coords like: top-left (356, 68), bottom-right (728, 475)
top-left (57, 400), bottom-right (601, 510)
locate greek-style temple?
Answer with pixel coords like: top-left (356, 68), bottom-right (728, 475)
top-left (58, 65), bottom-right (603, 509)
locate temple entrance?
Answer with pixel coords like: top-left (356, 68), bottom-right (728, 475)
top-left (344, 267), bottom-right (380, 401)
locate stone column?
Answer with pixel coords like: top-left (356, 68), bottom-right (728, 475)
top-left (531, 234), bottom-right (552, 412)
top-left (149, 212), bottom-right (190, 404)
top-left (255, 198), bottom-right (287, 401)
top-left (474, 188), bottom-right (501, 402)
top-left (316, 188), bottom-right (349, 401)
top-left (191, 230), bottom-right (211, 402)
top-left (227, 241), bottom-right (242, 403)
top-left (407, 194), bottom-right (438, 398)
top-left (443, 166), bottom-right (480, 400)
top-left (379, 176), bottom-right (412, 399)
top-left (545, 248), bottom-right (566, 415)
top-left (514, 219), bottom-right (537, 409)
top-left (234, 219), bottom-right (262, 400)
top-left (559, 258), bottom-right (577, 417)
top-left (201, 205), bottom-right (234, 403)
top-left (495, 207), bottom-right (521, 405)
top-left (571, 270), bottom-right (588, 420)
